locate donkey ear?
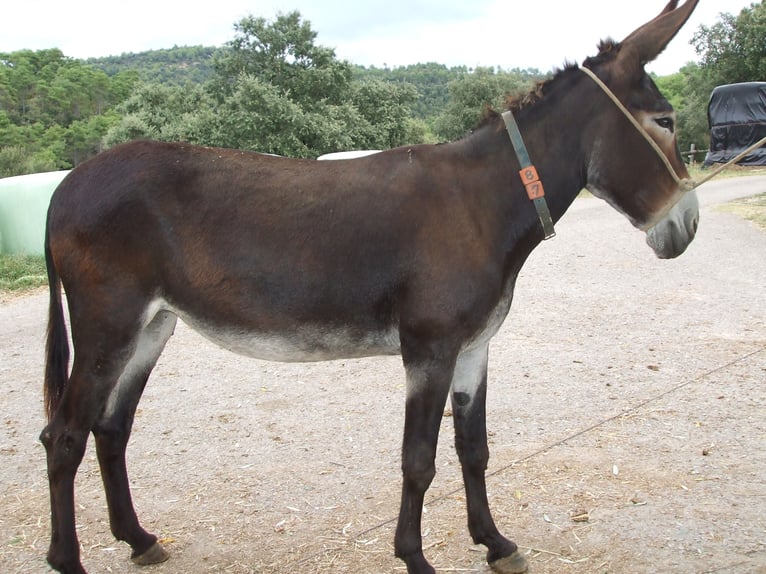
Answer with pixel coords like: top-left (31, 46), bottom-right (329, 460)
top-left (619, 0), bottom-right (699, 66)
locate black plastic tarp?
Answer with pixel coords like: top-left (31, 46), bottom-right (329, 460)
top-left (704, 82), bottom-right (766, 166)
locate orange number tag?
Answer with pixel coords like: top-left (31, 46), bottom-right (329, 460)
top-left (519, 166), bottom-right (545, 200)
top-left (525, 180), bottom-right (545, 200)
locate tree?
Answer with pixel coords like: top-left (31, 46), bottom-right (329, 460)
top-left (87, 47), bottom-right (216, 85)
top-left (673, 64), bottom-right (716, 161)
top-left (101, 12), bottom-right (422, 157)
top-left (692, 1), bottom-right (766, 86)
top-left (355, 63), bottom-right (464, 121)
top-left (653, 2), bottom-right (766, 161)
top-left (653, 72), bottom-right (684, 111)
top-left (433, 67), bottom-right (539, 141)
top-left (211, 11), bottom-right (352, 105)
top-left (204, 74), bottom-right (309, 155)
top-left (350, 79), bottom-right (419, 149)
top-left (104, 83), bottom-right (214, 147)
top-left (0, 49), bottom-right (138, 175)
top-left (204, 12), bottom-right (420, 156)
top-left (65, 114), bottom-right (119, 165)
top-left (0, 50), bottom-right (46, 124)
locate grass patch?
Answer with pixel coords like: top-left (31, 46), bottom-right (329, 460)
top-left (0, 254), bottom-right (48, 292)
top-left (717, 192), bottom-right (766, 231)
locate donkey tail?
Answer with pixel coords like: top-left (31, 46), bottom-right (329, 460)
top-left (43, 225), bottom-right (70, 421)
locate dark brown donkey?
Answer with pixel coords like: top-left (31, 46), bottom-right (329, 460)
top-left (41, 2), bottom-right (701, 573)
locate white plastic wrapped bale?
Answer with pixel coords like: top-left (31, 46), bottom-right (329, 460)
top-left (317, 150), bottom-right (381, 160)
top-left (0, 170), bottom-right (70, 255)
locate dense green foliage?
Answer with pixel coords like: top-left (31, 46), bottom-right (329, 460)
top-left (693, 1), bottom-right (766, 86)
top-left (103, 12), bottom-right (428, 157)
top-left (1, 3), bottom-right (763, 176)
top-left (0, 49), bottom-right (137, 175)
top-left (351, 63), bottom-right (546, 124)
top-left (432, 66), bottom-right (543, 141)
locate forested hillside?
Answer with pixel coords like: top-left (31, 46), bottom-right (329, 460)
top-left (0, 48), bottom-right (138, 175)
top-left (0, 11), bottom-right (546, 177)
top-left (1, 3), bottom-right (763, 177)
top-left (86, 46), bottom-right (217, 85)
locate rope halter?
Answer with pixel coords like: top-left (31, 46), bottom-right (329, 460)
top-left (579, 65), bottom-right (766, 193)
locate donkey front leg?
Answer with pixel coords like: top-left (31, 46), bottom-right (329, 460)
top-left (394, 349), bottom-right (456, 574)
top-left (451, 345), bottom-right (527, 574)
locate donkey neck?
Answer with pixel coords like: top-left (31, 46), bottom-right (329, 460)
top-left (454, 78), bottom-right (591, 247)
top-left (505, 81), bottom-right (592, 227)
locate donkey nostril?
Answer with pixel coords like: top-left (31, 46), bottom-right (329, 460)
top-left (684, 209), bottom-right (699, 234)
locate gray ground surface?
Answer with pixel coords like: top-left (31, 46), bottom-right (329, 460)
top-left (1, 176), bottom-right (765, 573)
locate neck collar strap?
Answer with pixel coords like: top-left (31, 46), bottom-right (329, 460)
top-left (501, 110), bottom-right (556, 240)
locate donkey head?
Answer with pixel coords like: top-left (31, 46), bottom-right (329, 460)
top-left (582, 0), bottom-right (700, 258)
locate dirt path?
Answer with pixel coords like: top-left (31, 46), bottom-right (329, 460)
top-left (2, 177), bottom-right (765, 573)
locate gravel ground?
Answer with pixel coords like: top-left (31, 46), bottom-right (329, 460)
top-left (1, 176), bottom-right (765, 574)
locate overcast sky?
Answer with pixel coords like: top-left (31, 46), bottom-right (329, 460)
top-left (1, 1), bottom-right (755, 75)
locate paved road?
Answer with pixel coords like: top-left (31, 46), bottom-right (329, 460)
top-left (694, 173), bottom-right (766, 205)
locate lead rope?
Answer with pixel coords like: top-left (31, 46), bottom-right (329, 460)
top-left (691, 135), bottom-right (766, 188)
top-left (579, 65), bottom-right (766, 192)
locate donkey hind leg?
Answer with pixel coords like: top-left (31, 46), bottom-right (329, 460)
top-left (394, 347), bottom-right (456, 574)
top-left (41, 408), bottom-right (90, 574)
top-left (92, 310), bottom-right (177, 566)
top-left (451, 345), bottom-right (527, 574)
top-left (41, 313), bottom-right (152, 574)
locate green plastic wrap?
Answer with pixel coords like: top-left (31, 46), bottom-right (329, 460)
top-left (0, 170), bottom-right (70, 255)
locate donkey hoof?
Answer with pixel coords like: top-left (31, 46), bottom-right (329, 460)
top-left (490, 550), bottom-right (528, 574)
top-left (131, 542), bottom-right (170, 566)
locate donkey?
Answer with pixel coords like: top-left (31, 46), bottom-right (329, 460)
top-left (40, 1), bottom-right (700, 573)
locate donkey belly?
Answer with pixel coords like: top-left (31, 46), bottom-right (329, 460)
top-left (163, 302), bottom-right (401, 362)
top-left (197, 322), bottom-right (401, 362)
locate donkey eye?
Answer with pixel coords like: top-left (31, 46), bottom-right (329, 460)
top-left (655, 117), bottom-right (674, 132)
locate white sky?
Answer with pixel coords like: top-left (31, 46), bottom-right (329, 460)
top-left (0, 1), bottom-right (755, 75)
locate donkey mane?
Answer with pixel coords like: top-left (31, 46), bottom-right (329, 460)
top-left (507, 38), bottom-right (625, 113)
top-left (469, 63), bottom-right (579, 132)
top-left (504, 63), bottom-right (578, 113)
top-left (471, 37), bottom-right (624, 132)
